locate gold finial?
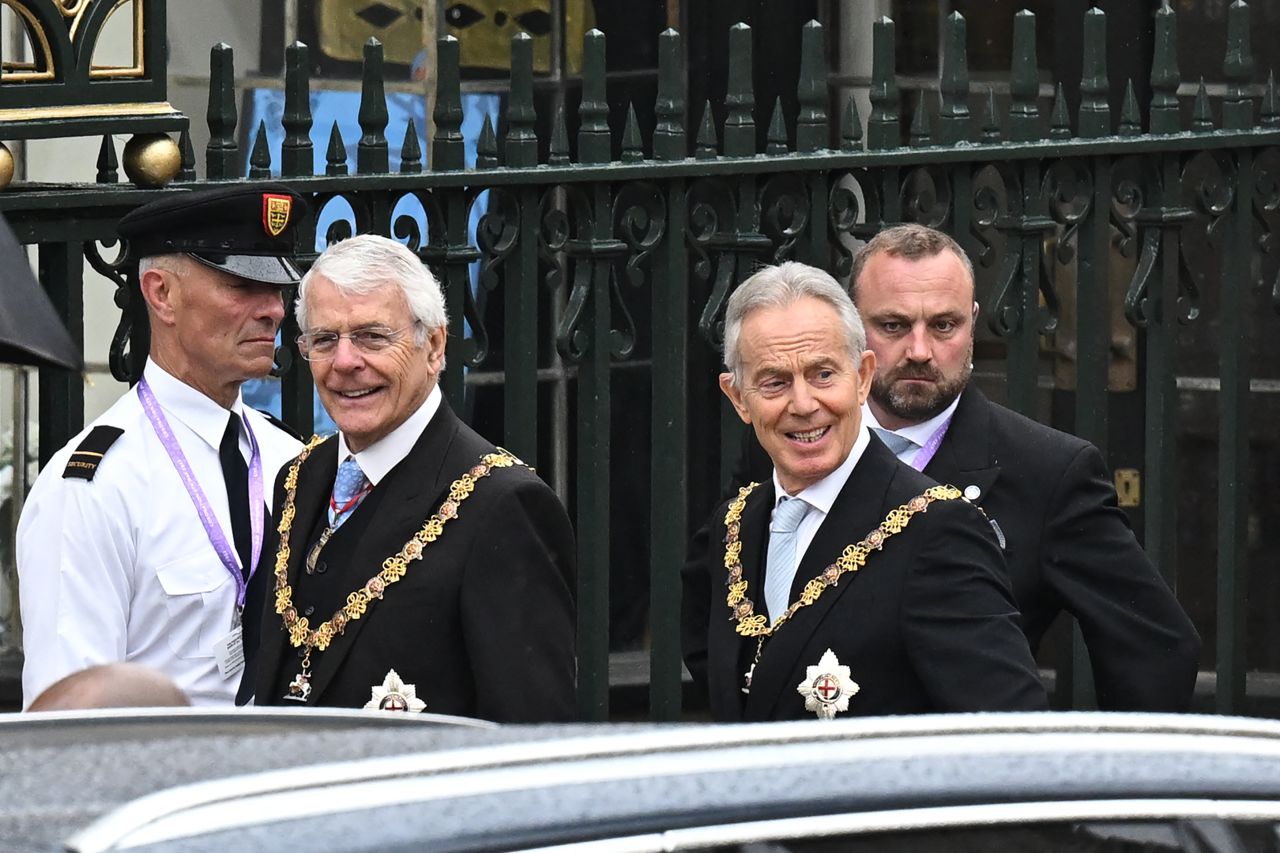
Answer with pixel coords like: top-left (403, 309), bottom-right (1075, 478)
top-left (122, 133), bottom-right (181, 187)
top-left (0, 143), bottom-right (14, 190)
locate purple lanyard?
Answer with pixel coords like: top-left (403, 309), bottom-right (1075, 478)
top-left (137, 377), bottom-right (264, 608)
top-left (907, 415), bottom-right (953, 472)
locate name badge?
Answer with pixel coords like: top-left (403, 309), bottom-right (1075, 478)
top-left (214, 626), bottom-right (245, 680)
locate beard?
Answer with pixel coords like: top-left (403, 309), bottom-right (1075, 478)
top-left (870, 344), bottom-right (973, 425)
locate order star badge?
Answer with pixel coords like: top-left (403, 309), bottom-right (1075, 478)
top-left (797, 649), bottom-right (858, 720)
top-left (364, 669), bottom-right (426, 712)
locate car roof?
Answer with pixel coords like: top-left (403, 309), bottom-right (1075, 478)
top-left (5, 711), bottom-right (1273, 853)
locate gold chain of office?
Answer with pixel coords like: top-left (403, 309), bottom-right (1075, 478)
top-left (273, 435), bottom-right (523, 653)
top-left (723, 482), bottom-right (963, 638)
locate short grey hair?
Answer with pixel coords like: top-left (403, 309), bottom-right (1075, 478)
top-left (137, 253), bottom-right (193, 278)
top-left (722, 261), bottom-right (867, 385)
top-left (296, 234), bottom-right (448, 340)
top-left (849, 223), bottom-right (975, 301)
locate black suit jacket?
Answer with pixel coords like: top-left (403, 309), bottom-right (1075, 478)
top-left (248, 400), bottom-right (576, 721)
top-left (685, 434), bottom-right (1048, 721)
top-left (731, 386), bottom-right (1201, 712)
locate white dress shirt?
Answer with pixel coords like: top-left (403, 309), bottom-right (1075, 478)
top-left (862, 396), bottom-right (961, 467)
top-left (17, 359), bottom-right (302, 708)
top-left (770, 423), bottom-right (871, 569)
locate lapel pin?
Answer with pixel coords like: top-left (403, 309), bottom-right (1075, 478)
top-left (365, 669), bottom-right (427, 712)
top-left (963, 484), bottom-right (981, 501)
top-left (797, 648), bottom-right (859, 720)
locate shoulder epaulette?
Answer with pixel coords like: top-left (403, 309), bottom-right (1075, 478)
top-left (62, 426), bottom-right (125, 480)
top-left (256, 409), bottom-right (304, 442)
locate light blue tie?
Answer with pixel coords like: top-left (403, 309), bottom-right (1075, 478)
top-left (873, 427), bottom-right (917, 460)
top-left (764, 496), bottom-right (812, 623)
top-left (329, 456), bottom-right (369, 529)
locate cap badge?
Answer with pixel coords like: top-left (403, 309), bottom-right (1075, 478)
top-left (364, 669), bottom-right (426, 713)
top-left (262, 193), bottom-right (293, 237)
top-left (797, 648), bottom-right (859, 720)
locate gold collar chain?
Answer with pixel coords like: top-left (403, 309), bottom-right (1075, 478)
top-left (274, 437), bottom-right (522, 655)
top-left (723, 482), bottom-right (962, 639)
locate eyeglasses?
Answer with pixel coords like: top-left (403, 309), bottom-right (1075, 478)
top-left (296, 325), bottom-right (417, 361)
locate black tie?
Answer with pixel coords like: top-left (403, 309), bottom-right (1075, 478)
top-left (219, 414), bottom-right (252, 580)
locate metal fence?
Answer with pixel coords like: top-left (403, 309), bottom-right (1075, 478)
top-left (2, 1), bottom-right (1278, 719)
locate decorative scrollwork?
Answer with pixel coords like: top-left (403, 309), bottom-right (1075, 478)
top-left (1252, 145), bottom-right (1280, 315)
top-left (759, 172), bottom-right (809, 263)
top-left (614, 180), bottom-right (667, 288)
top-left (1111, 156), bottom-right (1147, 262)
top-left (390, 189), bottom-right (427, 253)
top-left (553, 184), bottom-right (636, 364)
top-left (1043, 159), bottom-right (1094, 267)
top-left (899, 165), bottom-right (952, 229)
top-left (975, 163), bottom-right (1057, 339)
top-left (1177, 149), bottom-right (1235, 324)
top-left (828, 172), bottom-right (866, 279)
top-left (474, 186), bottom-right (519, 294)
top-left (86, 237), bottom-right (136, 383)
top-left (538, 186), bottom-right (570, 294)
top-left (687, 177), bottom-right (738, 348)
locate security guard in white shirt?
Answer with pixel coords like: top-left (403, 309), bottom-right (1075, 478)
top-left (17, 184), bottom-right (308, 708)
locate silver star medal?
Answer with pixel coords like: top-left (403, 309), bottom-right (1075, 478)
top-left (364, 669), bottom-right (426, 713)
top-left (797, 648), bottom-right (858, 720)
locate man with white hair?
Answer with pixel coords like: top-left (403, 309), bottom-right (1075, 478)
top-left (247, 234), bottom-right (576, 720)
top-left (683, 261), bottom-right (1047, 721)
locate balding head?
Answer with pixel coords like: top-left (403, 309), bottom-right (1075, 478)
top-left (27, 663), bottom-right (191, 712)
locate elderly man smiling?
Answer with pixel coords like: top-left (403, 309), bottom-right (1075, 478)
top-left (682, 261), bottom-right (1047, 721)
top-left (246, 234), bottom-right (576, 720)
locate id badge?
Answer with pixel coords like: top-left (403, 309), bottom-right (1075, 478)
top-left (214, 625), bottom-right (245, 680)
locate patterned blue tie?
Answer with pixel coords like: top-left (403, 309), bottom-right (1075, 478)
top-left (329, 456), bottom-right (369, 529)
top-left (764, 496), bottom-right (812, 624)
top-left (873, 427), bottom-right (917, 460)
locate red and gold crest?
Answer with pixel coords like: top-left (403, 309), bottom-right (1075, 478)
top-left (262, 193), bottom-right (293, 237)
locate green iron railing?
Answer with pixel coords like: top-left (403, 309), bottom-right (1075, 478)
top-left (2, 1), bottom-right (1278, 719)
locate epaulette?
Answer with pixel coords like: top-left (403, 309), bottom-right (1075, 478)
top-left (62, 426), bottom-right (125, 480)
top-left (256, 409), bottom-right (304, 442)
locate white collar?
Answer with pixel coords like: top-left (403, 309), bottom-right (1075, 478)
top-left (142, 357), bottom-right (243, 451)
top-left (336, 383), bottom-right (442, 486)
top-left (862, 393), bottom-right (961, 449)
top-left (772, 423), bottom-right (870, 514)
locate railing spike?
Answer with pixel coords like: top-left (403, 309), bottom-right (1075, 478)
top-left (938, 10), bottom-right (970, 145)
top-left (477, 113), bottom-right (498, 169)
top-left (909, 92), bottom-right (932, 147)
top-left (654, 28), bottom-right (686, 162)
top-left (282, 41), bottom-right (314, 177)
top-left (840, 94), bottom-right (863, 151)
top-left (1119, 80), bottom-right (1141, 136)
top-left (766, 96), bottom-right (788, 155)
top-left (621, 102), bottom-right (644, 163)
top-left (433, 35), bottom-right (465, 170)
top-left (724, 22), bottom-right (755, 157)
top-left (868, 16), bottom-right (899, 150)
top-left (1192, 77), bottom-right (1215, 132)
top-left (326, 120), bottom-right (349, 175)
top-left (506, 32), bottom-right (537, 168)
top-left (206, 43), bottom-right (238, 180)
top-left (578, 29), bottom-right (610, 164)
top-left (549, 101), bottom-right (570, 166)
top-left (357, 38), bottom-right (389, 173)
top-left (1222, 0), bottom-right (1254, 130)
top-left (249, 119), bottom-right (272, 177)
top-left (400, 119), bottom-right (422, 173)
top-left (695, 99), bottom-right (719, 160)
top-left (1078, 7), bottom-right (1110, 138)
top-left (176, 128), bottom-right (196, 181)
top-left (1009, 10), bottom-right (1040, 142)
top-left (96, 135), bottom-right (118, 184)
top-left (1049, 83), bottom-right (1072, 139)
top-left (1263, 70), bottom-right (1280, 128)
top-left (981, 86), bottom-right (1001, 143)
top-left (1150, 0), bottom-right (1180, 134)
top-left (796, 20), bottom-right (827, 152)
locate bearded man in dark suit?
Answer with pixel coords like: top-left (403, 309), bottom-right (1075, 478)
top-left (246, 234), bottom-right (575, 720)
top-left (731, 224), bottom-right (1200, 712)
top-left (683, 261), bottom-right (1047, 721)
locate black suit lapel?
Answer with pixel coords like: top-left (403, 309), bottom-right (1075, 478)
top-left (254, 438), bottom-right (338, 703)
top-left (744, 438), bottom-right (900, 719)
top-left (708, 480), bottom-right (773, 720)
top-left (304, 401), bottom-right (465, 704)
top-left (925, 386), bottom-right (1000, 504)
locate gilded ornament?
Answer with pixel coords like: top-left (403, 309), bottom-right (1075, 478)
top-left (0, 143), bottom-right (15, 190)
top-left (122, 133), bottom-right (181, 187)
